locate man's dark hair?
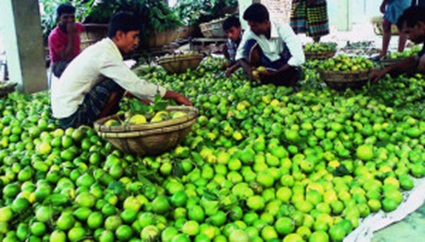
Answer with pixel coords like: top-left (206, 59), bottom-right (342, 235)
top-left (57, 3), bottom-right (76, 17)
top-left (243, 3), bottom-right (269, 23)
top-left (397, 6), bottom-right (425, 28)
top-left (223, 16), bottom-right (241, 31)
top-left (108, 12), bottom-right (140, 38)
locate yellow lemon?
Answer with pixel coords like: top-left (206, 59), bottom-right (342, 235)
top-left (129, 114), bottom-right (147, 125)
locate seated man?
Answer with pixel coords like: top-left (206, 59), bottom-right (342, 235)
top-left (236, 3), bottom-right (305, 87)
top-left (371, 6), bottom-right (425, 83)
top-left (222, 16), bottom-right (243, 76)
top-left (51, 12), bottom-right (192, 129)
top-left (48, 3), bottom-right (85, 78)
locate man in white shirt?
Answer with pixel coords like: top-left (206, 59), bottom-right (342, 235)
top-left (236, 3), bottom-right (305, 88)
top-left (51, 12), bottom-right (192, 128)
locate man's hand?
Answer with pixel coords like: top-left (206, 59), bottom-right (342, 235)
top-left (66, 23), bottom-right (77, 35)
top-left (249, 68), bottom-right (261, 82)
top-left (225, 68), bottom-right (233, 77)
top-left (163, 90), bottom-right (193, 106)
top-left (174, 94), bottom-right (193, 106)
top-left (370, 69), bottom-right (387, 84)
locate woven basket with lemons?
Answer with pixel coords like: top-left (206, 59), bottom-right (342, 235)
top-left (157, 52), bottom-right (204, 74)
top-left (318, 55), bottom-right (374, 90)
top-left (94, 98), bottom-right (198, 156)
top-left (304, 42), bottom-right (337, 61)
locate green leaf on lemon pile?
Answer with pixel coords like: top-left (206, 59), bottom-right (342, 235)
top-left (108, 181), bottom-right (125, 195)
top-left (203, 190), bottom-right (219, 201)
top-left (129, 98), bottom-right (150, 115)
top-left (173, 162), bottom-right (184, 178)
top-left (152, 95), bottom-right (169, 112)
top-left (333, 164), bottom-right (350, 177)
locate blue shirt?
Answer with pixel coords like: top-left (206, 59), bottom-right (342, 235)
top-left (225, 36), bottom-right (241, 64)
top-left (384, 0), bottom-right (411, 24)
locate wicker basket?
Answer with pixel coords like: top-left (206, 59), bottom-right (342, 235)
top-left (304, 50), bottom-right (336, 60)
top-left (371, 16), bottom-right (399, 36)
top-left (0, 82), bottom-right (17, 98)
top-left (94, 106), bottom-right (198, 156)
top-left (380, 57), bottom-right (403, 69)
top-left (157, 53), bottom-right (204, 74)
top-left (319, 69), bottom-right (371, 90)
top-left (199, 18), bottom-right (226, 38)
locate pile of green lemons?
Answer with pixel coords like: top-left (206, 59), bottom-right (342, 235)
top-left (0, 57), bottom-right (423, 242)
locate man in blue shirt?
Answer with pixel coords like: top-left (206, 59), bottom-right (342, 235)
top-left (371, 6), bottom-right (425, 83)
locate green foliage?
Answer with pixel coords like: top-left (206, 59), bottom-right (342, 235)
top-left (40, 0), bottom-right (181, 44)
top-left (173, 0), bottom-right (238, 26)
top-left (129, 95), bottom-right (170, 116)
top-left (81, 0), bottom-right (181, 36)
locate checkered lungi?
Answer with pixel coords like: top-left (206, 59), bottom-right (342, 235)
top-left (58, 78), bottom-right (125, 129)
top-left (243, 39), bottom-right (301, 87)
top-left (290, 0), bottom-right (330, 38)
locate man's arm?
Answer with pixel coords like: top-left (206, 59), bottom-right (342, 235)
top-left (100, 57), bottom-right (192, 106)
top-left (234, 30), bottom-right (259, 80)
top-left (225, 62), bottom-right (241, 77)
top-left (162, 90), bottom-right (192, 106)
top-left (371, 56), bottom-right (419, 83)
top-left (380, 0), bottom-right (387, 14)
top-left (223, 43), bottom-right (230, 60)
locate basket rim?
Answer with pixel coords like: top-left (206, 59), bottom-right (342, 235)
top-left (380, 57), bottom-right (405, 63)
top-left (0, 82), bottom-right (17, 89)
top-left (319, 69), bottom-right (371, 75)
top-left (94, 106), bottom-right (198, 133)
top-left (304, 49), bottom-right (337, 55)
top-left (98, 118), bottom-right (197, 139)
top-left (157, 54), bottom-right (204, 64)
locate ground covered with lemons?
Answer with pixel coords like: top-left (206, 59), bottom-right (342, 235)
top-left (0, 57), bottom-right (425, 242)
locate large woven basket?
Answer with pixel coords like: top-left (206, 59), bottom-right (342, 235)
top-left (304, 50), bottom-right (336, 60)
top-left (199, 18), bottom-right (226, 38)
top-left (80, 25), bottom-right (108, 50)
top-left (157, 53), bottom-right (204, 74)
top-left (140, 29), bottom-right (179, 49)
top-left (319, 69), bottom-right (371, 90)
top-left (94, 106), bottom-right (198, 156)
top-left (0, 82), bottom-right (17, 98)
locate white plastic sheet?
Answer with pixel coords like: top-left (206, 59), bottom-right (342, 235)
top-left (345, 178), bottom-right (425, 242)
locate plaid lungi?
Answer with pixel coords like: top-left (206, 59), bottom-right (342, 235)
top-left (58, 78), bottom-right (125, 129)
top-left (51, 60), bottom-right (70, 78)
top-left (290, 0), bottom-right (329, 38)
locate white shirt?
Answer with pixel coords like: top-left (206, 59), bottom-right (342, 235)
top-left (51, 38), bottom-right (166, 119)
top-left (235, 21), bottom-right (305, 67)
